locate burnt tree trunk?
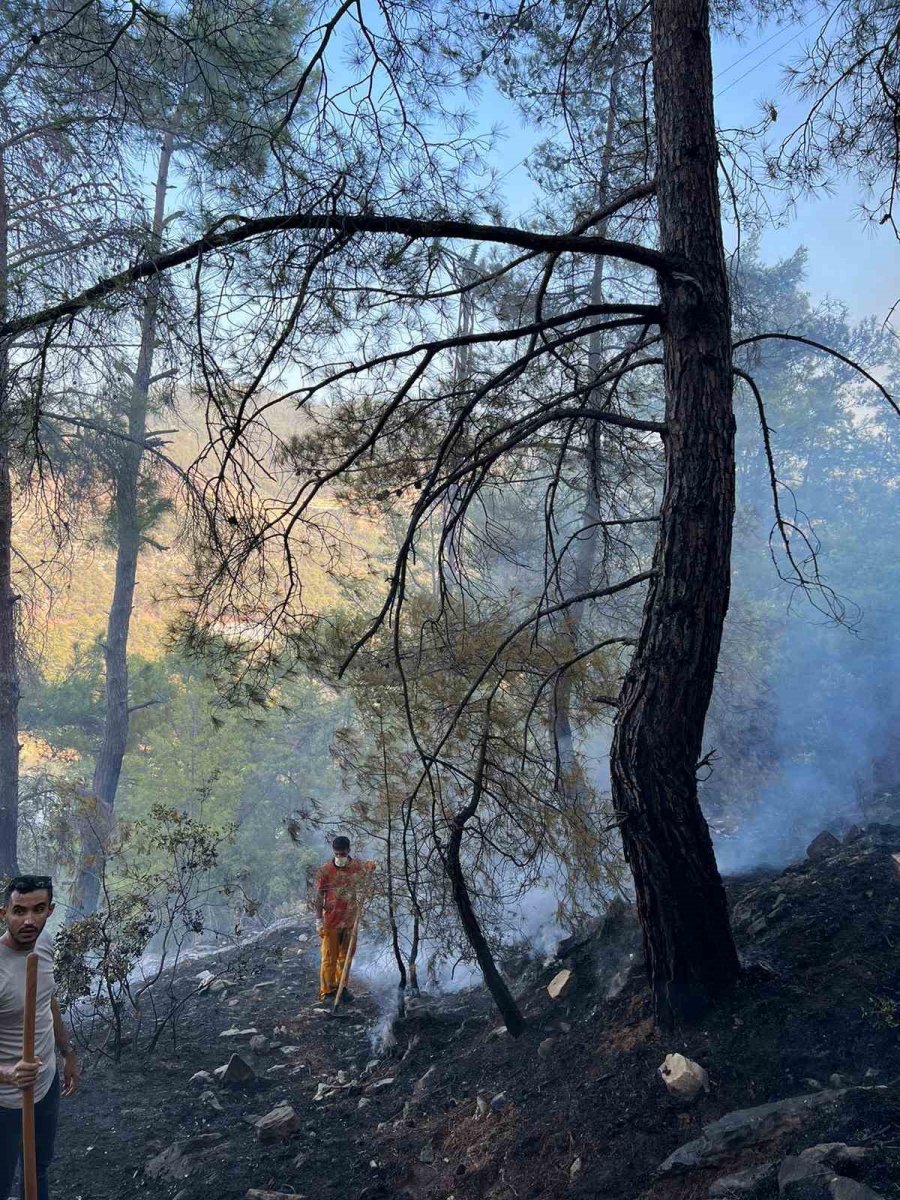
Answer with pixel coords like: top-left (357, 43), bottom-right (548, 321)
top-left (444, 716), bottom-right (525, 1036)
top-left (0, 153), bottom-right (19, 879)
top-left (71, 132), bottom-right (174, 916)
top-left (609, 0), bottom-right (741, 1025)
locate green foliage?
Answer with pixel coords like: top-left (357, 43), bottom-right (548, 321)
top-left (55, 802), bottom-right (239, 1059)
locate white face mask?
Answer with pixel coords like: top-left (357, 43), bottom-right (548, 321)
top-left (334, 855), bottom-right (349, 868)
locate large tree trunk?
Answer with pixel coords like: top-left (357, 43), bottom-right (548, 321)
top-left (71, 132), bottom-right (173, 915)
top-left (609, 0), bottom-right (741, 1026)
top-left (0, 154), bottom-right (19, 878)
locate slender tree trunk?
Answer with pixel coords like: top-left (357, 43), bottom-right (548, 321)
top-left (609, 0), bottom-right (741, 1026)
top-left (71, 133), bottom-right (174, 915)
top-left (553, 56), bottom-right (622, 781)
top-left (0, 153), bottom-right (19, 878)
top-left (444, 716), bottom-right (525, 1036)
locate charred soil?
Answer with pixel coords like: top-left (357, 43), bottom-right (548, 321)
top-left (51, 826), bottom-right (900, 1200)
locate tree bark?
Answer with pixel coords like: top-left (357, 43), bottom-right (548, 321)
top-left (0, 152), bottom-right (19, 878)
top-left (609, 0), bottom-right (741, 1025)
top-left (71, 132), bottom-right (174, 916)
top-left (444, 716), bottom-right (525, 1036)
top-left (553, 53), bottom-right (624, 782)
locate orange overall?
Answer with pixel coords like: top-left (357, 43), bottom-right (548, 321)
top-left (316, 858), bottom-right (369, 1000)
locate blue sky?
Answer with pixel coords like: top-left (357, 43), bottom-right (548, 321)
top-left (477, 10), bottom-right (900, 324)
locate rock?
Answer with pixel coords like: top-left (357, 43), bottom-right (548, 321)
top-left (246, 1192), bottom-right (305, 1199)
top-left (413, 1065), bottom-right (437, 1101)
top-left (659, 1053), bottom-right (710, 1099)
top-left (145, 1133), bottom-right (227, 1181)
top-left (537, 1037), bottom-right (555, 1060)
top-left (778, 1153), bottom-right (833, 1197)
top-left (365, 1077), bottom-right (396, 1094)
top-left (266, 1064), bottom-right (289, 1077)
top-left (199, 1089), bottom-right (223, 1112)
top-left (206, 979), bottom-right (229, 994)
top-left (219, 1027), bottom-right (259, 1039)
top-left (249, 1035), bottom-right (270, 1054)
top-left (488, 1025), bottom-right (508, 1039)
top-left (475, 1094), bottom-right (490, 1119)
top-left (828, 1074), bottom-right (851, 1089)
top-left (419, 1142), bottom-right (435, 1164)
top-left (255, 1103), bottom-right (301, 1143)
top-left (570, 1157), bottom-right (583, 1179)
top-left (843, 825), bottom-right (865, 845)
top-left (708, 1162), bottom-right (777, 1197)
top-left (189, 1070), bottom-right (214, 1088)
top-left (829, 1180), bottom-right (885, 1200)
top-left (804, 1146), bottom-right (872, 1170)
top-left (806, 831), bottom-right (841, 861)
top-left (358, 1097), bottom-right (371, 1109)
top-left (547, 969), bottom-right (574, 1000)
top-left (490, 1092), bottom-right (508, 1113)
top-left (658, 1087), bottom-right (852, 1173)
top-left (215, 1054), bottom-right (255, 1086)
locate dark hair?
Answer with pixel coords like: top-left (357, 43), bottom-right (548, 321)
top-left (332, 836), bottom-right (350, 853)
top-left (4, 875), bottom-right (53, 905)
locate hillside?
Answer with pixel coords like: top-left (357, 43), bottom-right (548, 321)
top-left (51, 823), bottom-right (900, 1200)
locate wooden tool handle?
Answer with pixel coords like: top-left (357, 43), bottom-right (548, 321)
top-left (22, 952), bottom-right (38, 1200)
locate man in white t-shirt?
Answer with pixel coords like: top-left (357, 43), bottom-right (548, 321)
top-left (0, 876), bottom-right (79, 1200)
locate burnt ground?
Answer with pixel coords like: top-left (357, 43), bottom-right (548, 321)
top-left (50, 824), bottom-right (900, 1200)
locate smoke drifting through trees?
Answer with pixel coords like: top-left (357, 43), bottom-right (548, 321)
top-left (0, 0), bottom-right (897, 1030)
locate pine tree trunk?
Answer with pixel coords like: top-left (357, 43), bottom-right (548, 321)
top-left (609, 0), bottom-right (741, 1025)
top-left (553, 56), bottom-right (622, 781)
top-left (71, 133), bottom-right (173, 915)
top-left (0, 153), bottom-right (19, 879)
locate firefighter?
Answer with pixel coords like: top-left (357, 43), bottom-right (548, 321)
top-left (315, 836), bottom-right (375, 1003)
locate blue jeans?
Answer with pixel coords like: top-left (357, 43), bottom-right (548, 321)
top-left (0, 1073), bottom-right (59, 1200)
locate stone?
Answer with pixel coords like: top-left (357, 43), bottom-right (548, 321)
top-left (246, 1192), bottom-right (305, 1199)
top-left (778, 1153), bottom-right (833, 1196)
top-left (490, 1092), bottom-right (508, 1113)
top-left (189, 1070), bottom-right (214, 1088)
top-left (199, 1089), bottom-right (223, 1112)
top-left (829, 1180), bottom-right (885, 1200)
top-left (708, 1162), bottom-right (777, 1197)
top-left (365, 1077), bottom-right (396, 1094)
top-left (255, 1103), bottom-right (301, 1143)
top-left (537, 1037), bottom-right (555, 1060)
top-left (475, 1094), bottom-right (490, 1119)
top-left (249, 1035), bottom-right (270, 1054)
top-left (570, 1157), bottom-right (583, 1179)
top-left (806, 831), bottom-right (841, 862)
top-left (488, 1025), bottom-right (508, 1039)
top-left (659, 1053), bottom-right (710, 1099)
top-left (145, 1133), bottom-right (227, 1181)
top-left (413, 1065), bottom-right (437, 1101)
top-left (658, 1087), bottom-right (851, 1174)
top-left (843, 825), bottom-right (865, 845)
top-left (419, 1142), bottom-right (435, 1164)
top-left (358, 1097), bottom-right (371, 1109)
top-left (547, 969), bottom-right (574, 1000)
top-left (219, 1027), bottom-right (259, 1039)
top-left (215, 1054), bottom-right (255, 1085)
top-left (828, 1074), bottom-right (851, 1089)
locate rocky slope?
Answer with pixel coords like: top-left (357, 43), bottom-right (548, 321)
top-left (51, 824), bottom-right (900, 1200)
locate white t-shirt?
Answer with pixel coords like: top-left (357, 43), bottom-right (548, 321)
top-left (0, 932), bottom-right (56, 1107)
